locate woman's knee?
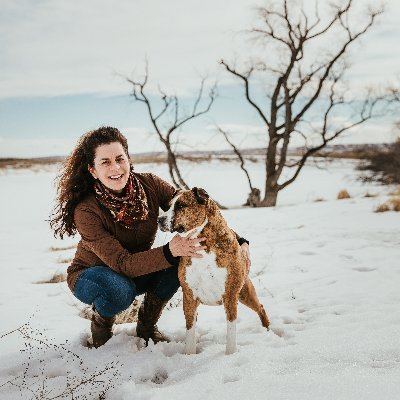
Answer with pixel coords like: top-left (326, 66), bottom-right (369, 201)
top-left (74, 266), bottom-right (137, 315)
top-left (107, 279), bottom-right (136, 312)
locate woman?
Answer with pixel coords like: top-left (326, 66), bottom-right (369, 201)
top-left (50, 126), bottom-right (250, 348)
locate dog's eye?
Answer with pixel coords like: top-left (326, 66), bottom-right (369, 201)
top-left (175, 202), bottom-right (186, 210)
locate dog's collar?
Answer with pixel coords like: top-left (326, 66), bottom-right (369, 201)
top-left (182, 217), bottom-right (208, 238)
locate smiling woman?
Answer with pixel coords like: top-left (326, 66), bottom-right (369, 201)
top-left (49, 126), bottom-right (216, 348)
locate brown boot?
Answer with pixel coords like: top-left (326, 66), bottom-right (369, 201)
top-left (136, 292), bottom-right (169, 345)
top-left (90, 307), bottom-right (116, 348)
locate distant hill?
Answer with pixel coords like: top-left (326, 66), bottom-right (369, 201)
top-left (0, 143), bottom-right (391, 170)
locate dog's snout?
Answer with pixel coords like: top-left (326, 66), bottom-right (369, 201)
top-left (174, 225), bottom-right (185, 233)
top-left (158, 215), bottom-right (172, 232)
top-left (157, 216), bottom-right (166, 226)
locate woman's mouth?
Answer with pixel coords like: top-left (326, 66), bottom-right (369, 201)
top-left (109, 174), bottom-right (123, 181)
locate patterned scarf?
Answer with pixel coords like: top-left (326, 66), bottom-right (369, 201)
top-left (94, 172), bottom-right (149, 229)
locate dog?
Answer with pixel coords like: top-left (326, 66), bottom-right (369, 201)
top-left (158, 187), bottom-right (270, 355)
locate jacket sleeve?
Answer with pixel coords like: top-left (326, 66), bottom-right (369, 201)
top-left (231, 228), bottom-right (250, 246)
top-left (75, 206), bottom-right (176, 278)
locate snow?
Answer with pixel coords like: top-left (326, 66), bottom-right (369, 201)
top-left (0, 158), bottom-right (399, 399)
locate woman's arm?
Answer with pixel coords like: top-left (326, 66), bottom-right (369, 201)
top-left (75, 206), bottom-right (178, 278)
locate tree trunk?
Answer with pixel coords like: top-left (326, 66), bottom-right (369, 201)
top-left (261, 189), bottom-right (278, 207)
top-left (166, 146), bottom-right (189, 190)
top-left (261, 136), bottom-right (280, 207)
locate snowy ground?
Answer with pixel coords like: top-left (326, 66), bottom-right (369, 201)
top-left (0, 158), bottom-right (399, 400)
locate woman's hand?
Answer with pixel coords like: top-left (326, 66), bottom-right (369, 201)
top-left (169, 229), bottom-right (207, 258)
top-left (240, 242), bottom-right (251, 275)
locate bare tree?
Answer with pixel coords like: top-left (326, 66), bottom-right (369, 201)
top-left (220, 0), bottom-right (394, 207)
top-left (216, 125), bottom-right (261, 206)
top-left (126, 63), bottom-right (216, 189)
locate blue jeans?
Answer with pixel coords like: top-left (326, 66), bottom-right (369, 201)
top-left (73, 265), bottom-right (180, 318)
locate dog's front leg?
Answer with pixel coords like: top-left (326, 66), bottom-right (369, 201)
top-left (183, 291), bottom-right (199, 355)
top-left (223, 295), bottom-right (239, 355)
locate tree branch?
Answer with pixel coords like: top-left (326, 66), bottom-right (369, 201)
top-left (220, 60), bottom-right (270, 127)
top-left (292, 7), bottom-right (382, 128)
top-left (216, 125), bottom-right (254, 192)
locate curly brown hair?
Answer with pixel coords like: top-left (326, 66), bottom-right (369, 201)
top-left (50, 126), bottom-right (130, 238)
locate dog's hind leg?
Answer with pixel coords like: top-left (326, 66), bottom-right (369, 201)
top-left (239, 278), bottom-right (270, 329)
top-left (183, 291), bottom-right (199, 355)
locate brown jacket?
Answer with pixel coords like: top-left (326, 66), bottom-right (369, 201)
top-left (67, 173), bottom-right (178, 292)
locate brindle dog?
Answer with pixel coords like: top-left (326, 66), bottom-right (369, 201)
top-left (158, 187), bottom-right (269, 355)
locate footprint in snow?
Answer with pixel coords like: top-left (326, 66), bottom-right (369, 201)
top-left (270, 326), bottom-right (295, 341)
top-left (223, 372), bottom-right (240, 384)
top-left (300, 251), bottom-right (316, 256)
top-left (138, 368), bottom-right (168, 385)
top-left (353, 266), bottom-right (377, 272)
top-left (151, 369), bottom-right (168, 385)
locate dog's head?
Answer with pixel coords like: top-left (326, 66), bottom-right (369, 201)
top-left (158, 187), bottom-right (213, 233)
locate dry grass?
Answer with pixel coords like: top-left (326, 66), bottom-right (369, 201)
top-left (337, 190), bottom-right (351, 200)
top-left (79, 306), bottom-right (93, 321)
top-left (37, 272), bottom-right (67, 284)
top-left (57, 257), bottom-right (73, 264)
top-left (49, 244), bottom-right (77, 252)
top-left (374, 203), bottom-right (391, 213)
top-left (390, 197), bottom-right (400, 211)
top-left (374, 196), bottom-right (400, 213)
top-left (114, 299), bottom-right (141, 324)
top-left (79, 299), bottom-right (142, 324)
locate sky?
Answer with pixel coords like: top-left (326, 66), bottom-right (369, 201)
top-left (0, 0), bottom-right (400, 158)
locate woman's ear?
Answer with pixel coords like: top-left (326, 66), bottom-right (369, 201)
top-left (88, 164), bottom-right (97, 179)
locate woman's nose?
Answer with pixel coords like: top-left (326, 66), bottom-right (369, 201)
top-left (110, 161), bottom-right (121, 170)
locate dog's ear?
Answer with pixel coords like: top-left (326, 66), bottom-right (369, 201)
top-left (192, 187), bottom-right (209, 205)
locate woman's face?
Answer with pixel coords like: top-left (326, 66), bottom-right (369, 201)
top-left (88, 142), bottom-right (130, 193)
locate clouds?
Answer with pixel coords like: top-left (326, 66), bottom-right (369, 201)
top-left (1, 0), bottom-right (399, 99)
top-left (0, 0), bottom-right (256, 97)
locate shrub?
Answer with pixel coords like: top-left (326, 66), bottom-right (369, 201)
top-left (358, 139), bottom-right (400, 184)
top-left (337, 190), bottom-right (351, 200)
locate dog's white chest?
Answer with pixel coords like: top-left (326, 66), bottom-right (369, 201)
top-left (185, 251), bottom-right (227, 306)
